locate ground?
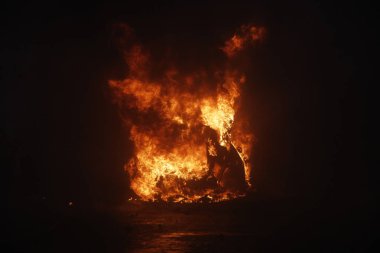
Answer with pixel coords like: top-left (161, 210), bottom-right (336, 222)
top-left (2, 193), bottom-right (374, 252)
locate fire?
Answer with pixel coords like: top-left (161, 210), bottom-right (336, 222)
top-left (109, 24), bottom-right (263, 202)
top-left (222, 25), bottom-right (265, 58)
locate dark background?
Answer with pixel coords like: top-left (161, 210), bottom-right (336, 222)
top-left (1, 0), bottom-right (372, 252)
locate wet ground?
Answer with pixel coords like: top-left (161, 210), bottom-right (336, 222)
top-left (2, 194), bottom-right (374, 252)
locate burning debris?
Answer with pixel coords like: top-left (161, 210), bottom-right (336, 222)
top-left (109, 24), bottom-right (263, 202)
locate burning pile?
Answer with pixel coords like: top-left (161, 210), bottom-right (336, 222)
top-left (109, 24), bottom-right (264, 202)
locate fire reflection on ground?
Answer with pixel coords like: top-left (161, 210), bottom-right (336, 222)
top-left (4, 196), bottom-right (342, 252)
top-left (133, 232), bottom-right (255, 253)
top-left (115, 199), bottom-right (271, 253)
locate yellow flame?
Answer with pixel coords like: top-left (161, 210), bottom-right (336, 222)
top-left (109, 24), bottom-right (262, 202)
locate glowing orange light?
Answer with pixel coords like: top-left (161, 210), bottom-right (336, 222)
top-left (109, 24), bottom-right (262, 202)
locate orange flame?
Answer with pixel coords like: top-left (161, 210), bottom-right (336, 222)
top-left (109, 24), bottom-right (261, 202)
top-left (222, 25), bottom-right (265, 58)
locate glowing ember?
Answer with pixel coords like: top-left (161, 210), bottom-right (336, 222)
top-left (109, 24), bottom-right (263, 202)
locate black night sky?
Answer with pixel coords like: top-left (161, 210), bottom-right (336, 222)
top-left (1, 1), bottom-right (372, 252)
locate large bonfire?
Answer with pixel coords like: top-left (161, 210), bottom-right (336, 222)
top-left (109, 24), bottom-right (264, 202)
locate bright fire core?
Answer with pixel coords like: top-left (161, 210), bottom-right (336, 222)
top-left (109, 24), bottom-right (264, 202)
